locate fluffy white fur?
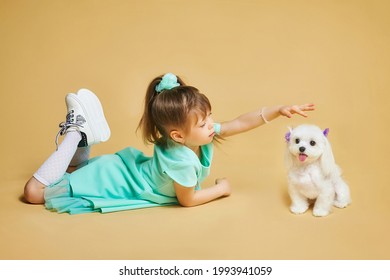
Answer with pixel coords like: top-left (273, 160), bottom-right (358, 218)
top-left (285, 124), bottom-right (351, 217)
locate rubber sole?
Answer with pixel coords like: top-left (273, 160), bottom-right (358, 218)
top-left (66, 89), bottom-right (111, 145)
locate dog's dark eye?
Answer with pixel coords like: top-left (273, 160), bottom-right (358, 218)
top-left (310, 140), bottom-right (316, 146)
top-left (295, 138), bottom-right (300, 144)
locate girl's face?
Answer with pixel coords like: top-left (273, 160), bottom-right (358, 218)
top-left (183, 111), bottom-right (215, 150)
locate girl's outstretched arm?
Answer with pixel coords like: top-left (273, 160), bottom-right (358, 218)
top-left (174, 178), bottom-right (231, 207)
top-left (219, 103), bottom-right (315, 137)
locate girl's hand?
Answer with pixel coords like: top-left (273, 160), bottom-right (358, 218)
top-left (215, 178), bottom-right (232, 197)
top-left (174, 178), bottom-right (231, 207)
top-left (279, 103), bottom-right (315, 118)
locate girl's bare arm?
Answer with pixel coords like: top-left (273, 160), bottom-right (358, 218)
top-left (174, 178), bottom-right (231, 207)
top-left (219, 104), bottom-right (315, 137)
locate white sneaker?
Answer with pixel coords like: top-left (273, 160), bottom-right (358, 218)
top-left (56, 88), bottom-right (111, 148)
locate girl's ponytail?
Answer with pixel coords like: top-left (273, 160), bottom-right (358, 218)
top-left (137, 76), bottom-right (163, 145)
top-left (138, 73), bottom-right (208, 147)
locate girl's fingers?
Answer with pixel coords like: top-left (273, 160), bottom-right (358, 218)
top-left (302, 103), bottom-right (315, 111)
top-left (294, 104), bottom-right (315, 117)
top-left (295, 109), bottom-right (308, 117)
top-left (282, 104), bottom-right (314, 118)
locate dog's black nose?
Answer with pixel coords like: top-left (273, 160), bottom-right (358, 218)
top-left (299, 146), bottom-right (306, 153)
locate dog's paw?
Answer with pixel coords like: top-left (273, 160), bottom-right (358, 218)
top-left (334, 197), bottom-right (351, 208)
top-left (290, 204), bottom-right (309, 214)
top-left (334, 200), bottom-right (350, 208)
top-left (313, 207), bottom-right (330, 217)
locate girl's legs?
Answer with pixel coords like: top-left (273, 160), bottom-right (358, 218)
top-left (69, 146), bottom-right (91, 168)
top-left (33, 131), bottom-right (82, 186)
top-left (24, 132), bottom-right (81, 204)
top-left (24, 89), bottom-right (111, 204)
top-left (66, 146), bottom-right (91, 173)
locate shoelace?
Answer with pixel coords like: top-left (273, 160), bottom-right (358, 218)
top-left (55, 110), bottom-right (84, 150)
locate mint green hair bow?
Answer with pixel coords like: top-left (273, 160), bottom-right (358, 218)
top-left (155, 73), bottom-right (180, 93)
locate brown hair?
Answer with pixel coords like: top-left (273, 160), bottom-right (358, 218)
top-left (137, 74), bottom-right (212, 147)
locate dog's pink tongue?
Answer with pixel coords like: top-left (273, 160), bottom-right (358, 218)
top-left (299, 154), bottom-right (308, 162)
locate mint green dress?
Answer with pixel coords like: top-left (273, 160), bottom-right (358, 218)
top-left (44, 124), bottom-right (220, 214)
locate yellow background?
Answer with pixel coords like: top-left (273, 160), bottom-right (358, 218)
top-left (1, 0), bottom-right (389, 259)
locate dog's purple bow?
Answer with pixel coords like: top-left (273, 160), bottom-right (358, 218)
top-left (323, 128), bottom-right (329, 137)
top-left (285, 131), bottom-right (291, 142)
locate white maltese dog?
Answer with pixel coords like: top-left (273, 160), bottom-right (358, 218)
top-left (284, 124), bottom-right (351, 217)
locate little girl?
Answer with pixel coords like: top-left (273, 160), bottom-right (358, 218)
top-left (24, 73), bottom-right (315, 214)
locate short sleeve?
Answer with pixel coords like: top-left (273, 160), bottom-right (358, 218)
top-left (164, 162), bottom-right (198, 187)
top-left (154, 143), bottom-right (201, 188)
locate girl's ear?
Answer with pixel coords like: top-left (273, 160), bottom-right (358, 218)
top-left (170, 130), bottom-right (185, 144)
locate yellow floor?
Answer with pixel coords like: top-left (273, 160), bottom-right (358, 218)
top-left (1, 0), bottom-right (389, 260)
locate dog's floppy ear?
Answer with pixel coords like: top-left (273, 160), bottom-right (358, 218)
top-left (284, 146), bottom-right (294, 170)
top-left (320, 134), bottom-right (336, 176)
